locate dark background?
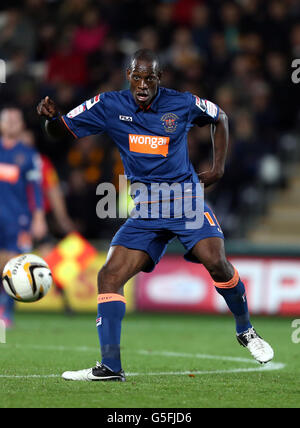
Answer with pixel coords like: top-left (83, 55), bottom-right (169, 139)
top-left (0, 0), bottom-right (299, 240)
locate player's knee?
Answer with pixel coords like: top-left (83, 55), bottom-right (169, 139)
top-left (97, 264), bottom-right (123, 294)
top-left (204, 255), bottom-right (233, 283)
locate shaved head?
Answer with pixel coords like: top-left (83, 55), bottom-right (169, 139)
top-left (128, 49), bottom-right (161, 74)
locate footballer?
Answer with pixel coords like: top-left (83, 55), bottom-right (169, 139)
top-left (37, 49), bottom-right (274, 382)
top-left (0, 108), bottom-right (47, 326)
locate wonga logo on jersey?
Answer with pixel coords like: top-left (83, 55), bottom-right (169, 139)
top-left (129, 134), bottom-right (170, 157)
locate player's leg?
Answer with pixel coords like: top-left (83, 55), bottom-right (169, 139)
top-left (0, 224), bottom-right (33, 327)
top-left (62, 245), bottom-right (152, 382)
top-left (190, 237), bottom-right (274, 363)
top-left (62, 217), bottom-right (175, 381)
top-left (0, 251), bottom-right (18, 327)
top-left (190, 238), bottom-right (252, 332)
top-left (96, 245), bottom-right (151, 372)
top-left (97, 245), bottom-right (152, 294)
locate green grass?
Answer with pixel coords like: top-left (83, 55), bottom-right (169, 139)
top-left (0, 311), bottom-right (299, 408)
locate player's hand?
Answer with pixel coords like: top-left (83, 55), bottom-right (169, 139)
top-left (198, 169), bottom-right (223, 188)
top-left (37, 96), bottom-right (58, 119)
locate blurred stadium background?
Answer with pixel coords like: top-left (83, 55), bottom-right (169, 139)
top-left (1, 0), bottom-right (300, 317)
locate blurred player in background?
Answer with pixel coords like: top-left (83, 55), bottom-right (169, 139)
top-left (21, 129), bottom-right (75, 241)
top-left (37, 49), bottom-right (274, 382)
top-left (21, 129), bottom-right (75, 314)
top-left (0, 108), bottom-right (47, 327)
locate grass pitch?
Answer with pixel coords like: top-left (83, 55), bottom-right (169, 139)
top-left (0, 311), bottom-right (299, 408)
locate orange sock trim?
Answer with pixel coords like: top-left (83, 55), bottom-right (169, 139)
top-left (213, 268), bottom-right (240, 289)
top-left (97, 293), bottom-right (126, 304)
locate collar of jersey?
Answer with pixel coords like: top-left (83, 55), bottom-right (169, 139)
top-left (133, 87), bottom-right (161, 113)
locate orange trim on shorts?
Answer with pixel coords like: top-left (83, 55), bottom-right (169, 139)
top-left (138, 195), bottom-right (202, 205)
top-left (213, 268), bottom-right (239, 289)
top-left (204, 212), bottom-right (216, 226)
top-left (97, 293), bottom-right (126, 304)
top-left (60, 116), bottom-right (78, 139)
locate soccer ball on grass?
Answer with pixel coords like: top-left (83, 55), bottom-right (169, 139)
top-left (2, 254), bottom-right (53, 302)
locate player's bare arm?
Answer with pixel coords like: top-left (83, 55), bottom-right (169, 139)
top-left (36, 96), bottom-right (70, 139)
top-left (198, 108), bottom-right (229, 188)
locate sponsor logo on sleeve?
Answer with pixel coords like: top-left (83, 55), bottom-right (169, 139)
top-left (194, 95), bottom-right (206, 112)
top-left (195, 96), bottom-right (218, 119)
top-left (66, 103), bottom-right (86, 119)
top-left (66, 94), bottom-right (101, 119)
top-left (205, 100), bottom-right (218, 119)
top-left (86, 94), bottom-right (101, 110)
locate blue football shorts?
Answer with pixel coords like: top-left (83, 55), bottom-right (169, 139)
top-left (110, 202), bottom-right (224, 272)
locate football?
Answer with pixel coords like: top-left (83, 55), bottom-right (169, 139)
top-left (2, 254), bottom-right (53, 303)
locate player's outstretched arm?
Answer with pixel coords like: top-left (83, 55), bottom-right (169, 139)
top-left (37, 96), bottom-right (70, 140)
top-left (198, 108), bottom-right (229, 188)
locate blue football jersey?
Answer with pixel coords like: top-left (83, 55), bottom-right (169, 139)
top-left (62, 87), bottom-right (220, 186)
top-left (0, 139), bottom-right (43, 220)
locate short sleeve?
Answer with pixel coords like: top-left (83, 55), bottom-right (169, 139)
top-left (188, 94), bottom-right (220, 127)
top-left (61, 93), bottom-right (107, 139)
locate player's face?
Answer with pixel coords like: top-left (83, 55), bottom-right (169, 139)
top-left (0, 109), bottom-right (25, 139)
top-left (127, 59), bottom-right (161, 108)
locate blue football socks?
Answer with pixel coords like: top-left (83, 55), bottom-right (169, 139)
top-left (214, 269), bottom-right (252, 334)
top-left (96, 293), bottom-right (126, 372)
